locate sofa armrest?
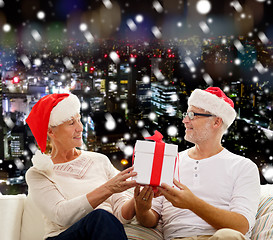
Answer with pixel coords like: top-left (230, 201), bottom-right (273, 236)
top-left (251, 184), bottom-right (273, 240)
top-left (0, 194), bottom-right (26, 240)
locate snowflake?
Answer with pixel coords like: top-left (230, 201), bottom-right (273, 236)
top-left (135, 14), bottom-right (144, 23)
top-left (137, 120), bottom-right (145, 128)
top-left (124, 145), bottom-right (133, 156)
top-left (105, 113), bottom-right (116, 131)
top-left (203, 73), bottom-right (213, 85)
top-left (177, 22), bottom-right (183, 28)
top-left (258, 32), bottom-right (269, 44)
top-left (34, 58), bottom-right (42, 67)
top-left (141, 76), bottom-right (149, 84)
top-left (127, 19), bottom-right (137, 31)
top-left (199, 21), bottom-right (210, 34)
top-left (151, 26), bottom-right (162, 39)
top-left (81, 101), bottom-right (89, 110)
top-left (110, 51), bottom-right (120, 64)
top-left (3, 23), bottom-right (11, 32)
top-left (102, 0), bottom-right (113, 9)
top-left (149, 112), bottom-right (157, 121)
top-left (167, 125), bottom-right (178, 137)
top-left (196, 0), bottom-right (211, 15)
top-left (124, 133), bottom-right (130, 140)
top-left (102, 136), bottom-right (108, 143)
top-left (153, 1), bottom-right (163, 13)
top-left (31, 29), bottom-right (42, 42)
top-left (37, 11), bottom-right (46, 20)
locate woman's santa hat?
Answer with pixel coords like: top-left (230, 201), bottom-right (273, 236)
top-left (26, 93), bottom-right (81, 153)
top-left (188, 87), bottom-right (237, 128)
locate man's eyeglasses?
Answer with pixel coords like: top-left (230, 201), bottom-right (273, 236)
top-left (182, 112), bottom-right (215, 120)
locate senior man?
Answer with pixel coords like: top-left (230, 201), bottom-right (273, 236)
top-left (134, 87), bottom-right (260, 240)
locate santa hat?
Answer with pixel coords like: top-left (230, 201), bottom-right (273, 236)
top-left (26, 93), bottom-right (81, 153)
top-left (188, 87), bottom-right (237, 128)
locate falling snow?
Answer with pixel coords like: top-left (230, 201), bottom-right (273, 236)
top-left (167, 126), bottom-right (178, 137)
top-left (127, 19), bottom-right (137, 31)
top-left (2, 23), bottom-right (11, 32)
top-left (135, 14), bottom-right (144, 23)
top-left (153, 1), bottom-right (163, 13)
top-left (196, 0), bottom-right (211, 15)
top-left (0, 0), bottom-right (273, 192)
top-left (109, 51), bottom-right (120, 64)
top-left (151, 26), bottom-right (162, 39)
top-left (37, 11), bottom-right (46, 20)
top-left (105, 113), bottom-right (116, 131)
top-left (199, 21), bottom-right (210, 34)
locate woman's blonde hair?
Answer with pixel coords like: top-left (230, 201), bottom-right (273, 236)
top-left (42, 126), bottom-right (58, 159)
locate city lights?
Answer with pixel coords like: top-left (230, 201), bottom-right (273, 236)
top-left (0, 0), bottom-right (273, 195)
top-left (121, 159), bottom-right (129, 165)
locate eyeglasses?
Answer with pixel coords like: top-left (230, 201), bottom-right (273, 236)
top-left (182, 111), bottom-right (215, 120)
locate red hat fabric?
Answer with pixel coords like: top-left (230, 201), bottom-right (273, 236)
top-left (204, 87), bottom-right (234, 108)
top-left (26, 93), bottom-right (80, 153)
top-left (188, 87), bottom-right (237, 127)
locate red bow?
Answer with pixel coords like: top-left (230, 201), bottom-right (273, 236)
top-left (144, 130), bottom-right (164, 143)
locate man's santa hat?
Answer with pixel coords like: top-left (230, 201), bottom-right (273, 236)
top-left (26, 93), bottom-right (81, 153)
top-left (188, 87), bottom-right (237, 128)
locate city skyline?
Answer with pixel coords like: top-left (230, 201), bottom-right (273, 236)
top-left (1, 0), bottom-right (273, 193)
top-left (1, 36), bottom-right (273, 191)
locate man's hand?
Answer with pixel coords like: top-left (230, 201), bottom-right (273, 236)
top-left (159, 179), bottom-right (249, 234)
top-left (158, 179), bottom-right (197, 210)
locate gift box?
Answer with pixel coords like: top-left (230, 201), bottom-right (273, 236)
top-left (132, 131), bottom-right (178, 187)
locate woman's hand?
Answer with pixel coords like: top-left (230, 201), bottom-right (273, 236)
top-left (134, 185), bottom-right (154, 212)
top-left (133, 185), bottom-right (161, 228)
top-left (104, 166), bottom-right (137, 194)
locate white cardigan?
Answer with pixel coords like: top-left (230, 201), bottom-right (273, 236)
top-left (26, 150), bottom-right (132, 239)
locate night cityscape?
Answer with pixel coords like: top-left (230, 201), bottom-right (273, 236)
top-left (0, 0), bottom-right (273, 195)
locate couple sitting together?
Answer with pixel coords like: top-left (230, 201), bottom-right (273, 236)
top-left (25, 87), bottom-right (260, 240)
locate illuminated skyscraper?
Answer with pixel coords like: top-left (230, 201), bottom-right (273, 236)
top-left (151, 82), bottom-right (178, 117)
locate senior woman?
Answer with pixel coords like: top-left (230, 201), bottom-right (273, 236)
top-left (25, 93), bottom-right (137, 240)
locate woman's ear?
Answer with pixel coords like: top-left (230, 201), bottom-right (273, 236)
top-left (47, 127), bottom-right (54, 138)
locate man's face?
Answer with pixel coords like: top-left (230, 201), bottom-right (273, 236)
top-left (182, 106), bottom-right (215, 144)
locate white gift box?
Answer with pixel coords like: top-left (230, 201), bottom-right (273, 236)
top-left (132, 140), bottom-right (178, 186)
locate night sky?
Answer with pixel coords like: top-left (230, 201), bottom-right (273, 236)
top-left (1, 0), bottom-right (273, 41)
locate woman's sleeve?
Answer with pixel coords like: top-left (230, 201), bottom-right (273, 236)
top-left (26, 168), bottom-right (93, 227)
top-left (103, 156), bottom-right (134, 223)
top-left (111, 190), bottom-right (134, 224)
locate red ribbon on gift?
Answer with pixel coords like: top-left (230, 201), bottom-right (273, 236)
top-left (145, 130), bottom-right (165, 187)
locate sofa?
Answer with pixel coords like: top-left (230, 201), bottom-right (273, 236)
top-left (1, 184), bottom-right (273, 240)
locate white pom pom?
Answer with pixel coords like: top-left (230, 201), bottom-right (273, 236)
top-left (32, 150), bottom-right (54, 175)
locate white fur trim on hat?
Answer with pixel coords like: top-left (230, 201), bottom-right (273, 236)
top-left (188, 89), bottom-right (237, 127)
top-left (49, 94), bottom-right (81, 126)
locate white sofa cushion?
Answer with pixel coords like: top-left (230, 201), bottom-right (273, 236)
top-left (0, 194), bottom-right (26, 240)
top-left (20, 193), bottom-right (45, 240)
top-left (1, 184), bottom-right (272, 240)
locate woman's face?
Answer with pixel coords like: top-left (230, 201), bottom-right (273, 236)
top-left (49, 114), bottom-right (83, 150)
